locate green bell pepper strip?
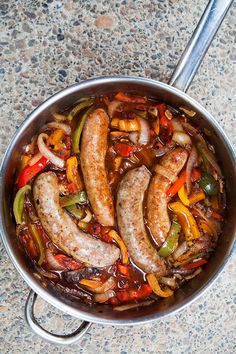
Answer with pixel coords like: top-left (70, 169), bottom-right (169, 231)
top-left (13, 185), bottom-right (31, 224)
top-left (60, 191), bottom-right (87, 207)
top-left (65, 204), bottom-right (83, 220)
top-left (67, 99), bottom-right (94, 121)
top-left (28, 223), bottom-right (45, 266)
top-left (199, 173), bottom-right (218, 196)
top-left (159, 221), bottom-right (181, 257)
top-left (72, 106), bottom-right (94, 153)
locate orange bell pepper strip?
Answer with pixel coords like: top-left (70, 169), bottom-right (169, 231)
top-left (66, 156), bottom-right (83, 192)
top-left (47, 128), bottom-right (65, 150)
top-left (167, 170), bottom-right (186, 197)
top-left (117, 264), bottom-right (130, 276)
top-left (108, 230), bottom-right (129, 264)
top-left (210, 211), bottom-right (223, 220)
top-left (111, 118), bottom-right (140, 131)
top-left (167, 169), bottom-right (202, 198)
top-left (146, 273), bottom-right (173, 298)
top-left (114, 92), bottom-right (147, 104)
top-left (169, 201), bottom-right (200, 241)
top-left (188, 190), bottom-right (205, 205)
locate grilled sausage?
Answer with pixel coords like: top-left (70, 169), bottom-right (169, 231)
top-left (147, 148), bottom-right (188, 246)
top-left (33, 172), bottom-right (120, 267)
top-left (80, 108), bottom-right (115, 226)
top-left (116, 165), bottom-right (166, 275)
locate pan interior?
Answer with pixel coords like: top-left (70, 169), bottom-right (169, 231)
top-left (1, 77), bottom-right (235, 324)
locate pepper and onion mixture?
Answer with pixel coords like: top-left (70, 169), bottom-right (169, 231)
top-left (13, 92), bottom-right (225, 311)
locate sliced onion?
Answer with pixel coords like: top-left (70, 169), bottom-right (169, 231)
top-left (53, 113), bottom-right (67, 122)
top-left (45, 249), bottom-right (67, 270)
top-left (172, 131), bottom-right (192, 146)
top-left (197, 137), bottom-right (222, 176)
top-left (172, 118), bottom-right (184, 131)
top-left (37, 133), bottom-right (65, 168)
top-left (159, 277), bottom-right (176, 288)
top-left (46, 122), bottom-right (71, 135)
top-left (186, 145), bottom-right (198, 194)
top-left (80, 208), bottom-right (92, 223)
top-left (28, 152), bottom-right (43, 166)
top-left (137, 117), bottom-right (150, 145)
top-left (173, 241), bottom-right (188, 260)
top-left (153, 141), bottom-right (176, 157)
top-left (113, 300), bottom-right (153, 312)
top-left (108, 100), bottom-right (121, 117)
top-left (34, 266), bottom-right (58, 279)
top-left (88, 276), bottom-right (116, 294)
top-left (182, 121), bottom-right (198, 136)
top-left (129, 131), bottom-right (139, 144)
top-left (94, 290), bottom-right (115, 303)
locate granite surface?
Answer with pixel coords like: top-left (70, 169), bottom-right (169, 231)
top-left (0, 1), bottom-right (235, 353)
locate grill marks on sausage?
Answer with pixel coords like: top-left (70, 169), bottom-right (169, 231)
top-left (33, 172), bottom-right (120, 267)
top-left (116, 165), bottom-right (166, 275)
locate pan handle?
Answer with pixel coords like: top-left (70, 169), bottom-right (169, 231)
top-left (25, 290), bottom-right (92, 345)
top-left (169, 0), bottom-right (234, 92)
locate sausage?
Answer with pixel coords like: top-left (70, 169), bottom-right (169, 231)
top-left (116, 165), bottom-right (166, 275)
top-left (147, 148), bottom-right (188, 246)
top-left (80, 108), bottom-right (114, 226)
top-left (33, 172), bottom-right (120, 267)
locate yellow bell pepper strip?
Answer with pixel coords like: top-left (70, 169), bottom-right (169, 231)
top-left (79, 279), bottom-right (103, 289)
top-left (13, 185), bottom-right (31, 224)
top-left (114, 156), bottom-right (122, 171)
top-left (159, 221), bottom-right (181, 257)
top-left (169, 201), bottom-right (200, 241)
top-left (66, 156), bottom-right (83, 192)
top-left (111, 118), bottom-right (140, 131)
top-left (178, 185), bottom-right (190, 206)
top-left (108, 230), bottom-right (129, 264)
top-left (65, 205), bottom-right (83, 220)
top-left (146, 273), bottom-right (173, 298)
top-left (178, 186), bottom-right (205, 206)
top-left (153, 116), bottom-right (160, 135)
top-left (188, 191), bottom-right (205, 205)
top-left (67, 98), bottom-right (94, 121)
top-left (47, 129), bottom-right (65, 150)
top-left (60, 191), bottom-right (87, 207)
top-left (28, 223), bottom-right (45, 266)
top-left (72, 107), bottom-right (94, 153)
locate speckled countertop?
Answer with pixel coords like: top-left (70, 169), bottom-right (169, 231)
top-left (0, 1), bottom-right (235, 353)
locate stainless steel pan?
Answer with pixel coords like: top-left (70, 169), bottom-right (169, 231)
top-left (0, 0), bottom-right (235, 345)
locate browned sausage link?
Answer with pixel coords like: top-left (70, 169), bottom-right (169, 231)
top-left (116, 165), bottom-right (166, 275)
top-left (147, 147), bottom-right (188, 246)
top-left (80, 108), bottom-right (114, 226)
top-left (33, 172), bottom-right (120, 267)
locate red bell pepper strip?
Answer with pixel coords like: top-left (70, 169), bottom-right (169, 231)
top-left (18, 156), bottom-right (48, 188)
top-left (191, 168), bottom-right (201, 181)
top-left (117, 264), bottom-right (130, 276)
top-left (115, 143), bottom-right (133, 157)
top-left (116, 284), bottom-right (152, 302)
top-left (54, 254), bottom-right (83, 270)
top-left (181, 259), bottom-right (207, 270)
